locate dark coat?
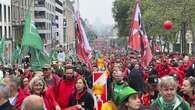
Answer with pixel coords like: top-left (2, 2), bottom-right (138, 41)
top-left (186, 65), bottom-right (195, 77)
top-left (68, 91), bottom-right (94, 110)
top-left (0, 101), bottom-right (16, 110)
top-left (128, 68), bottom-right (144, 93)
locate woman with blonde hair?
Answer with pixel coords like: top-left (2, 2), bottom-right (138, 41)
top-left (29, 76), bottom-right (61, 110)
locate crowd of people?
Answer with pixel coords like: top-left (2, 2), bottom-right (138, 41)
top-left (0, 50), bottom-right (195, 110)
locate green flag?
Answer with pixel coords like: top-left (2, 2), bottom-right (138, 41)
top-left (22, 14), bottom-right (43, 50)
top-left (21, 13), bottom-right (49, 71)
top-left (30, 48), bottom-right (49, 71)
top-left (49, 49), bottom-right (58, 63)
top-left (12, 45), bottom-right (21, 64)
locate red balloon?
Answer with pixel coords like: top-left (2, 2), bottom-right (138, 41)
top-left (163, 21), bottom-right (173, 30)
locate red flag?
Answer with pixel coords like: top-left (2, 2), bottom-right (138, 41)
top-left (128, 0), bottom-right (153, 67)
top-left (128, 0), bottom-right (142, 51)
top-left (75, 4), bottom-right (93, 70)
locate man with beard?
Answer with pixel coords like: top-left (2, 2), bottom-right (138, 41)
top-left (56, 64), bottom-right (79, 109)
top-left (42, 64), bottom-right (60, 94)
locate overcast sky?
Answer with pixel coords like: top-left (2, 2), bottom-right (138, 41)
top-left (79, 0), bottom-right (115, 25)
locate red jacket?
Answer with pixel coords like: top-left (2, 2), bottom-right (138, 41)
top-left (15, 88), bottom-right (28, 110)
top-left (141, 93), bottom-right (151, 107)
top-left (56, 79), bottom-right (75, 109)
top-left (45, 74), bottom-right (61, 99)
top-left (43, 86), bottom-right (59, 110)
top-left (183, 95), bottom-right (195, 110)
top-left (169, 67), bottom-right (184, 87)
top-left (156, 64), bottom-right (170, 78)
top-left (20, 86), bottom-right (30, 97)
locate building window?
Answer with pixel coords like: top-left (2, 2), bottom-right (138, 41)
top-left (34, 11), bottom-right (45, 19)
top-left (0, 4), bottom-right (2, 21)
top-left (4, 5), bottom-right (6, 22)
top-left (5, 26), bottom-right (7, 38)
top-left (55, 15), bottom-right (58, 20)
top-left (55, 0), bottom-right (63, 7)
top-left (35, 0), bottom-right (45, 7)
top-left (9, 26), bottom-right (11, 38)
top-left (35, 22), bottom-right (46, 30)
top-left (55, 7), bottom-right (62, 14)
top-left (8, 6), bottom-right (10, 22)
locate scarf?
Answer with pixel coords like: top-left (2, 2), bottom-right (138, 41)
top-left (76, 89), bottom-right (87, 104)
top-left (160, 96), bottom-right (176, 110)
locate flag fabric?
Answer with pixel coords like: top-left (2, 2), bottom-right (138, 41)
top-left (22, 14), bottom-right (43, 50)
top-left (49, 49), bottom-right (58, 63)
top-left (30, 48), bottom-right (49, 71)
top-left (12, 45), bottom-right (21, 64)
top-left (93, 70), bottom-right (109, 103)
top-left (21, 13), bottom-right (48, 70)
top-left (128, 0), bottom-right (152, 67)
top-left (75, 1), bottom-right (93, 70)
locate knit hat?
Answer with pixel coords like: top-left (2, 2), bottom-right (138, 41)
top-left (116, 87), bottom-right (137, 104)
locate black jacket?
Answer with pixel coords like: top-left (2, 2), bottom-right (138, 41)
top-left (128, 68), bottom-right (144, 93)
top-left (0, 101), bottom-right (16, 110)
top-left (68, 91), bottom-right (94, 110)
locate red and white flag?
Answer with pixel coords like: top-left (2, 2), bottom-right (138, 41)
top-left (128, 0), bottom-right (153, 67)
top-left (75, 0), bottom-right (93, 68)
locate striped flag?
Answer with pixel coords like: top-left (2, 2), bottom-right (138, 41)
top-left (128, 0), bottom-right (152, 67)
top-left (93, 70), bottom-right (109, 102)
top-left (75, 0), bottom-right (93, 70)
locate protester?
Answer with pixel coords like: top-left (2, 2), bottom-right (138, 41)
top-left (23, 67), bottom-right (32, 80)
top-left (107, 65), bottom-right (129, 105)
top-left (0, 83), bottom-right (16, 110)
top-left (128, 62), bottom-right (145, 94)
top-left (181, 76), bottom-right (195, 109)
top-left (20, 77), bottom-right (30, 98)
top-left (150, 75), bottom-right (191, 110)
top-left (21, 95), bottom-right (45, 110)
top-left (29, 76), bottom-right (61, 110)
top-left (42, 64), bottom-right (60, 87)
top-left (3, 76), bottom-right (25, 110)
top-left (57, 48), bottom-right (65, 63)
top-left (186, 61), bottom-right (195, 77)
top-left (42, 64), bottom-right (61, 96)
top-left (56, 64), bottom-right (78, 109)
top-left (68, 76), bottom-right (94, 110)
top-left (117, 87), bottom-right (146, 110)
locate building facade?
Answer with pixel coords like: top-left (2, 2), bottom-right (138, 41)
top-left (34, 0), bottom-right (56, 52)
top-left (11, 0), bottom-right (34, 45)
top-left (63, 0), bottom-right (75, 50)
top-left (0, 0), bottom-right (12, 64)
top-left (54, 0), bottom-right (64, 46)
